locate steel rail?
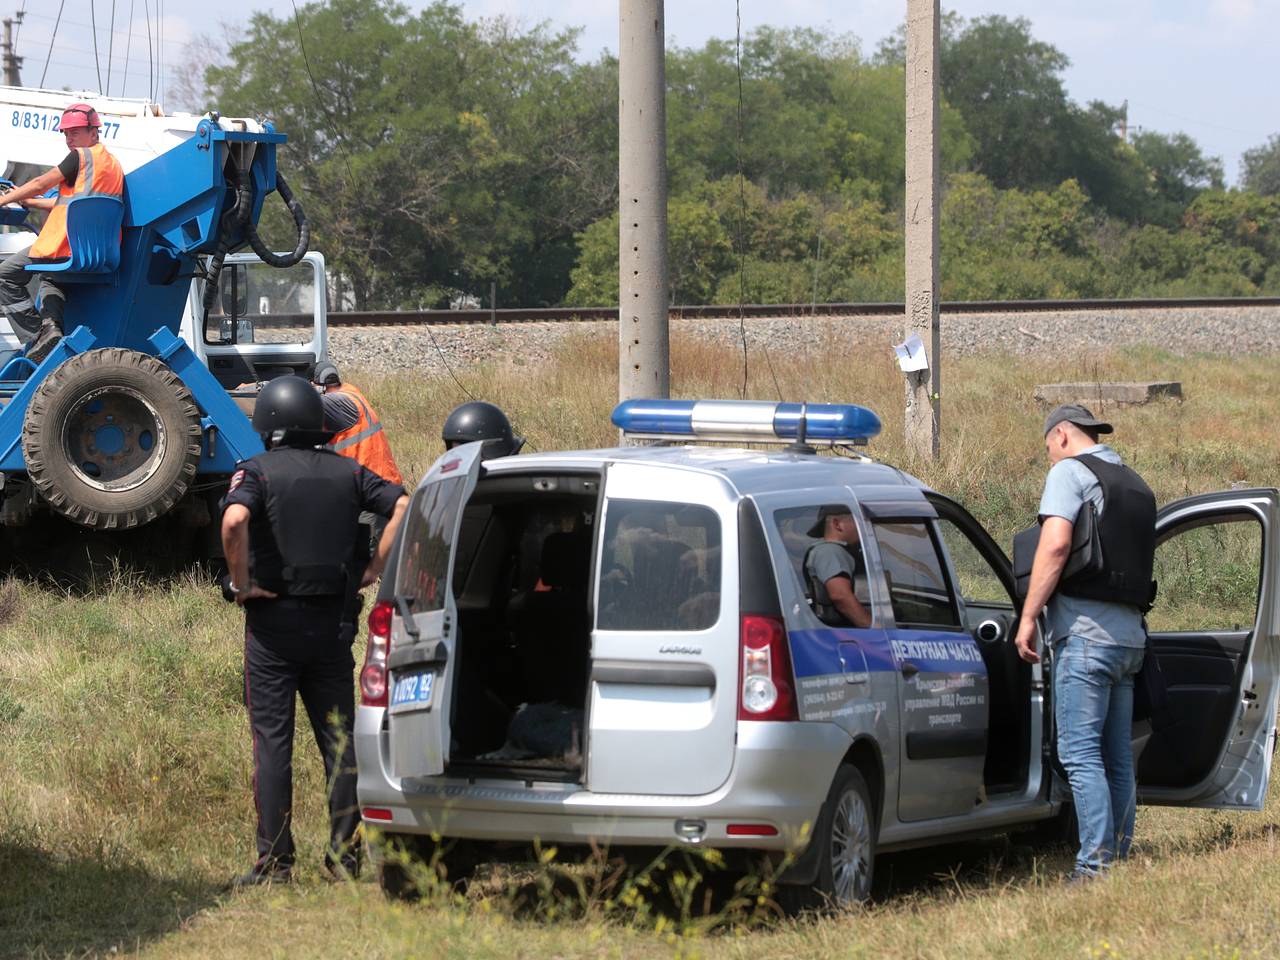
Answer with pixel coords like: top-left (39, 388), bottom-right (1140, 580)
top-left (246, 297), bottom-right (1280, 329)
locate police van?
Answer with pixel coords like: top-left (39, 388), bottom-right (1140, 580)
top-left (354, 399), bottom-right (1279, 907)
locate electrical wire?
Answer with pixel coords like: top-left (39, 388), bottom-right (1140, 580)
top-left (287, 0), bottom-right (477, 407)
top-left (733, 0), bottom-right (748, 399)
top-left (732, 0), bottom-right (784, 403)
top-left (105, 0), bottom-right (116, 95)
top-left (38, 0), bottom-right (65, 87)
top-left (89, 0), bottom-right (102, 91)
top-left (121, 0), bottom-right (134, 98)
top-left (13, 0), bottom-right (26, 47)
top-left (143, 0), bottom-right (153, 100)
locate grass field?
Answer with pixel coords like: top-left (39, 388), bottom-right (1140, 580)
top-left (2, 329), bottom-right (1280, 958)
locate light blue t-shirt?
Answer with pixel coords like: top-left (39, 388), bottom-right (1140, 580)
top-left (1037, 444), bottom-right (1146, 648)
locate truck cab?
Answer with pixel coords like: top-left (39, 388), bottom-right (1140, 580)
top-left (0, 86), bottom-right (325, 535)
top-left (354, 399), bottom-right (1280, 910)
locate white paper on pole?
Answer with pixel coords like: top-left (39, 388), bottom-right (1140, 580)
top-left (892, 334), bottom-right (929, 373)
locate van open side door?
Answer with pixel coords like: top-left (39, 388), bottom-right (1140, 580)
top-left (385, 441), bottom-right (485, 779)
top-left (1136, 488), bottom-right (1279, 810)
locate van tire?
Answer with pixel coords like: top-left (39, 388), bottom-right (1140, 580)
top-left (778, 763), bottom-right (876, 913)
top-left (23, 349), bottom-right (202, 529)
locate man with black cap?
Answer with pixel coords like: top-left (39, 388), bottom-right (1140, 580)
top-left (803, 504), bottom-right (873, 628)
top-left (221, 374), bottom-right (409, 887)
top-left (1013, 403), bottom-right (1156, 883)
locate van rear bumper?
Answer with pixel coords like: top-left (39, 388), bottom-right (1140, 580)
top-left (355, 706), bottom-right (849, 851)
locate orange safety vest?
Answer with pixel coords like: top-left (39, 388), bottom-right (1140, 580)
top-left (329, 383), bottom-right (403, 485)
top-left (29, 143), bottom-right (124, 261)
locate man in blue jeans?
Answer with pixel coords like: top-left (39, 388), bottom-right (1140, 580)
top-left (1013, 404), bottom-right (1157, 880)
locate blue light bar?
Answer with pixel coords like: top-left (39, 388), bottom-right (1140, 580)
top-left (610, 399), bottom-right (882, 445)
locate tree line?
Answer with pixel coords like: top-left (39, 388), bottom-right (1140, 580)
top-left (197, 0), bottom-right (1280, 310)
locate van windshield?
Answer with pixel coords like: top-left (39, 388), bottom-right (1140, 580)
top-left (597, 499), bottom-right (721, 631)
top-left (396, 477), bottom-right (466, 612)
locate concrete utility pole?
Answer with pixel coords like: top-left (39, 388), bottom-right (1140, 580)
top-left (2, 15), bottom-right (23, 87)
top-left (617, 0), bottom-right (670, 404)
top-left (904, 0), bottom-right (940, 459)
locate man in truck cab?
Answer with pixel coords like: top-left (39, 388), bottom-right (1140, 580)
top-left (0, 102), bottom-right (124, 363)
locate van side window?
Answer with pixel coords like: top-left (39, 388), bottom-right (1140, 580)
top-left (772, 504), bottom-right (870, 623)
top-left (597, 500), bottom-right (721, 631)
top-left (395, 477), bottom-right (466, 612)
top-left (871, 520), bottom-right (962, 629)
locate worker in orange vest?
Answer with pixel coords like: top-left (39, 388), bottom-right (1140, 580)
top-left (0, 102), bottom-right (124, 363)
top-left (312, 361), bottom-right (403, 643)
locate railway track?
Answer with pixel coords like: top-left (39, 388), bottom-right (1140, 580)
top-left (316, 296), bottom-right (1280, 328)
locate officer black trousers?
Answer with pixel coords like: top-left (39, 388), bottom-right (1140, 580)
top-left (242, 598), bottom-right (359, 870)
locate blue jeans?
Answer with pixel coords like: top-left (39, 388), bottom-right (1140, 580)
top-left (1053, 635), bottom-right (1146, 876)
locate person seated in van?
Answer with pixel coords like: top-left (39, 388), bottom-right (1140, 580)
top-left (804, 504), bottom-right (872, 628)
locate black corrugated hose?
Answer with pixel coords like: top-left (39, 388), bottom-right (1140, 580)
top-left (200, 161), bottom-right (254, 318)
top-left (246, 171), bottom-right (310, 268)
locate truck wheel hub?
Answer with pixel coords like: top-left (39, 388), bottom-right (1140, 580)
top-left (62, 386), bottom-right (167, 492)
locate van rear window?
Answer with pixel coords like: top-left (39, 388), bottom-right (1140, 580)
top-left (396, 477), bottom-right (465, 612)
top-left (597, 500), bottom-right (721, 631)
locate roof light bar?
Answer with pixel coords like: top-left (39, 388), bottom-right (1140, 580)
top-left (611, 399), bottom-right (881, 446)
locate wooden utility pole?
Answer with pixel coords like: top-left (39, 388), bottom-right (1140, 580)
top-left (904, 0), bottom-right (940, 459)
top-left (617, 0), bottom-right (670, 404)
top-left (2, 15), bottom-right (23, 87)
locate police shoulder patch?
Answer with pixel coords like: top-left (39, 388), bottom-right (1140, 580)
top-left (229, 469), bottom-right (246, 493)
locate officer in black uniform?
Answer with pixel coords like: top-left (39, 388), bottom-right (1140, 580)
top-left (442, 400), bottom-right (524, 458)
top-left (221, 375), bottom-right (408, 887)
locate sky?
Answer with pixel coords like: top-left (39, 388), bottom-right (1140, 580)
top-left (4, 0), bottom-right (1275, 184)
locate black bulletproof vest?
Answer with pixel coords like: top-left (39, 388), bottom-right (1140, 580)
top-left (1059, 453), bottom-right (1157, 610)
top-left (249, 446), bottom-right (362, 597)
top-left (804, 541), bottom-right (866, 625)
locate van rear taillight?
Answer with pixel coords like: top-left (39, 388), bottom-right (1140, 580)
top-left (360, 600), bottom-right (393, 708)
top-left (738, 614), bottom-right (797, 721)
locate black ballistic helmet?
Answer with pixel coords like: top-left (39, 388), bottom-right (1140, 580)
top-left (442, 400), bottom-right (524, 458)
top-left (252, 374), bottom-right (326, 446)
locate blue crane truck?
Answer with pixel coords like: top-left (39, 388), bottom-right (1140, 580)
top-left (0, 101), bottom-right (313, 536)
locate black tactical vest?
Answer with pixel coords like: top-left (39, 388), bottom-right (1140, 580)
top-left (804, 541), bottom-right (866, 625)
top-left (248, 446), bottom-right (363, 596)
top-left (1059, 453), bottom-right (1157, 610)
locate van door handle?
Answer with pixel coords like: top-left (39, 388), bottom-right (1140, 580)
top-left (900, 662), bottom-right (920, 679)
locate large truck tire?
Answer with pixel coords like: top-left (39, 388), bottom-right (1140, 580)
top-left (23, 348), bottom-right (203, 530)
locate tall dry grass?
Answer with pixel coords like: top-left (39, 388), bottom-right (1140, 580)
top-left (1, 332), bottom-right (1278, 958)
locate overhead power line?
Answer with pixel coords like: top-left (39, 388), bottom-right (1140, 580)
top-left (89, 0), bottom-right (102, 91)
top-left (39, 0), bottom-right (66, 87)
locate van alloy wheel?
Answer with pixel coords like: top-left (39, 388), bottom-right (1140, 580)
top-left (829, 783), bottom-right (874, 904)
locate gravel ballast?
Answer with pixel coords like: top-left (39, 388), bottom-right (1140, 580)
top-left (327, 305), bottom-right (1280, 375)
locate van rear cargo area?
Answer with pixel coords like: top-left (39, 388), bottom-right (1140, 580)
top-left (445, 470), bottom-right (601, 781)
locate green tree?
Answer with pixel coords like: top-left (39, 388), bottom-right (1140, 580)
top-left (205, 0), bottom-right (616, 309)
top-left (1241, 134), bottom-right (1280, 197)
top-left (1131, 131), bottom-right (1224, 227)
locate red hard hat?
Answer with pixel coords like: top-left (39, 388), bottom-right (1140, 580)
top-left (60, 103), bottom-right (101, 130)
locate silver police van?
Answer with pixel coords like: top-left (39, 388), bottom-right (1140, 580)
top-left (354, 399), bottom-right (1279, 907)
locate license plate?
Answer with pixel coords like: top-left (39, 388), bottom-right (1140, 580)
top-left (390, 670), bottom-right (435, 712)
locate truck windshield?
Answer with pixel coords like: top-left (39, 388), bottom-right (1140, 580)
top-left (204, 260), bottom-right (316, 345)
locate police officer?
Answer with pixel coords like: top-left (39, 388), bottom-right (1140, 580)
top-left (1013, 404), bottom-right (1156, 882)
top-left (221, 375), bottom-right (408, 887)
top-left (442, 400), bottom-right (524, 459)
top-left (803, 504), bottom-right (873, 628)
